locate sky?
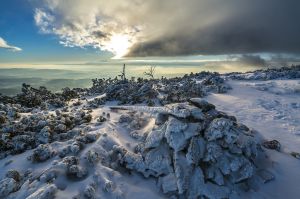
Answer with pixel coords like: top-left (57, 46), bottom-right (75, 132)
top-left (0, 0), bottom-right (112, 63)
top-left (1, 0), bottom-right (300, 65)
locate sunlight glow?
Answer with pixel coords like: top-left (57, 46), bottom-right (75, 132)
top-left (106, 34), bottom-right (132, 59)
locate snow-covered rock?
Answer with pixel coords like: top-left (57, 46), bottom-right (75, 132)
top-left (114, 101), bottom-right (271, 198)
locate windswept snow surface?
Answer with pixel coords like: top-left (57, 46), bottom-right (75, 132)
top-left (206, 79), bottom-right (300, 199)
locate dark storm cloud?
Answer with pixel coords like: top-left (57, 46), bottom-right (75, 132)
top-left (126, 0), bottom-right (300, 57)
top-left (236, 55), bottom-right (266, 67)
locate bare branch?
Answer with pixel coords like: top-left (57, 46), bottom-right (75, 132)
top-left (144, 66), bottom-right (156, 79)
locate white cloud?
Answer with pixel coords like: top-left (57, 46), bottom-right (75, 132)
top-left (33, 2), bottom-right (140, 58)
top-left (0, 37), bottom-right (22, 52)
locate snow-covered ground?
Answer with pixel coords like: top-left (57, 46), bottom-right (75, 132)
top-left (206, 79), bottom-right (300, 199)
top-left (1, 70), bottom-right (300, 199)
top-left (0, 105), bottom-right (165, 199)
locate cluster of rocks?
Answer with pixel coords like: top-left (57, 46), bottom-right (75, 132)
top-left (111, 99), bottom-right (272, 198)
top-left (0, 102), bottom-right (93, 159)
top-left (227, 65), bottom-right (300, 80)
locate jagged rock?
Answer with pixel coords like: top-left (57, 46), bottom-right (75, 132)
top-left (186, 136), bottom-right (206, 165)
top-left (202, 182), bottom-right (230, 199)
top-left (216, 155), bottom-right (231, 175)
top-left (155, 113), bottom-right (168, 125)
top-left (187, 167), bottom-right (205, 199)
top-left (164, 117), bottom-right (188, 151)
top-left (205, 118), bottom-right (236, 143)
top-left (204, 142), bottom-right (223, 162)
top-left (144, 143), bottom-right (173, 177)
top-left (158, 173), bottom-right (178, 194)
top-left (122, 151), bottom-right (146, 173)
top-left (231, 133), bottom-right (258, 160)
top-left (262, 140), bottom-right (281, 151)
top-left (190, 107), bottom-right (205, 120)
top-left (184, 123), bottom-right (203, 138)
top-left (231, 161), bottom-right (254, 183)
top-left (173, 152), bottom-right (192, 194)
top-left (164, 103), bottom-right (192, 118)
top-left (290, 151), bottom-right (300, 159)
top-left (189, 98), bottom-right (215, 112)
top-left (144, 125), bottom-right (166, 149)
top-left (123, 143), bottom-right (173, 177)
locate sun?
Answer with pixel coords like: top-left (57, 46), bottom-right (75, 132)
top-left (106, 34), bottom-right (132, 59)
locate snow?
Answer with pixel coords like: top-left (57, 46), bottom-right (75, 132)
top-left (206, 80), bottom-right (300, 150)
top-left (206, 79), bottom-right (300, 199)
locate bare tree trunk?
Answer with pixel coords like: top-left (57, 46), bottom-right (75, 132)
top-left (122, 64), bottom-right (126, 80)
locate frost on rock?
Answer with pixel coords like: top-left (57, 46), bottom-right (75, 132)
top-left (144, 125), bottom-right (166, 149)
top-left (173, 152), bottom-right (192, 194)
top-left (186, 136), bottom-right (206, 165)
top-left (187, 167), bottom-right (205, 199)
top-left (122, 143), bottom-right (173, 178)
top-left (158, 173), bottom-right (178, 194)
top-left (205, 118), bottom-right (235, 142)
top-left (144, 143), bottom-right (173, 177)
top-left (117, 100), bottom-right (271, 198)
top-left (204, 142), bottom-right (223, 162)
top-left (165, 117), bottom-right (188, 151)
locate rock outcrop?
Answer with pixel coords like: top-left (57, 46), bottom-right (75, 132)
top-left (112, 99), bottom-right (270, 198)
